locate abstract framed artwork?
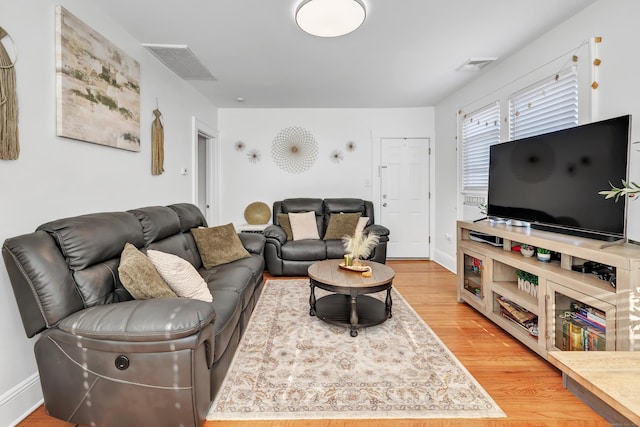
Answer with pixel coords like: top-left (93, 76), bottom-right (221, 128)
top-left (55, 6), bottom-right (140, 151)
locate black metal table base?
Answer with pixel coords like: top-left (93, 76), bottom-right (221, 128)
top-left (309, 286), bottom-right (392, 337)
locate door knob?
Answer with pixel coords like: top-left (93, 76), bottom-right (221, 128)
top-left (383, 203), bottom-right (388, 207)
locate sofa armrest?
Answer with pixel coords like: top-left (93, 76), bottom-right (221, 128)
top-left (58, 298), bottom-right (216, 342)
top-left (263, 225), bottom-right (287, 244)
top-left (237, 232), bottom-right (266, 255)
top-left (365, 224), bottom-right (390, 239)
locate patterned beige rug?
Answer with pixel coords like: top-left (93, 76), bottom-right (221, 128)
top-left (207, 279), bottom-right (505, 420)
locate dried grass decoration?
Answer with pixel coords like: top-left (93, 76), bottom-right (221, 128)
top-left (0, 27), bottom-right (19, 160)
top-left (151, 108), bottom-right (164, 175)
top-left (342, 230), bottom-right (379, 262)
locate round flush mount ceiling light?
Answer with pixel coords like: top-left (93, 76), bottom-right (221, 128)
top-left (296, 0), bottom-right (366, 38)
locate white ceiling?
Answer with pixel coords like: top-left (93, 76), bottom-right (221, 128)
top-left (95, 0), bottom-right (597, 108)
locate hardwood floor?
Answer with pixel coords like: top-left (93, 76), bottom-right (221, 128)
top-left (18, 260), bottom-right (610, 427)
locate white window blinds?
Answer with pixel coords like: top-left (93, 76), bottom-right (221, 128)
top-left (509, 67), bottom-right (578, 140)
top-left (461, 102), bottom-right (501, 191)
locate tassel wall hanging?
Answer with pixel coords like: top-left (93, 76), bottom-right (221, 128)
top-left (0, 27), bottom-right (19, 160)
top-left (151, 108), bottom-right (164, 175)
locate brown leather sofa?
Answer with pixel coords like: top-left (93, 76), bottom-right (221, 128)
top-left (264, 198), bottom-right (389, 276)
top-left (2, 203), bottom-right (265, 427)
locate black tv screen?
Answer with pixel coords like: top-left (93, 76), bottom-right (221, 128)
top-left (487, 115), bottom-right (630, 241)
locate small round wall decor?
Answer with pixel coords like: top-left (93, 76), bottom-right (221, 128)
top-left (271, 126), bottom-right (318, 173)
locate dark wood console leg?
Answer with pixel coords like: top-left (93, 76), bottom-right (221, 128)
top-left (309, 282), bottom-right (317, 316)
top-left (350, 295), bottom-right (359, 337)
top-left (386, 287), bottom-right (393, 318)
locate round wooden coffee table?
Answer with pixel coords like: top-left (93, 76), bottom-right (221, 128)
top-left (307, 259), bottom-right (395, 337)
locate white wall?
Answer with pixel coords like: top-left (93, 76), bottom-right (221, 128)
top-left (434, 0), bottom-right (640, 272)
top-left (217, 108), bottom-right (434, 226)
top-left (0, 1), bottom-right (218, 425)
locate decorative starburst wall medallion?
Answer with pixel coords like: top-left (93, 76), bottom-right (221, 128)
top-left (271, 126), bottom-right (318, 173)
top-left (247, 149), bottom-right (261, 163)
top-left (346, 140), bottom-right (357, 152)
top-left (330, 150), bottom-right (343, 163)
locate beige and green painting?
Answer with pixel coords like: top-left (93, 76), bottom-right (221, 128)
top-left (55, 6), bottom-right (140, 152)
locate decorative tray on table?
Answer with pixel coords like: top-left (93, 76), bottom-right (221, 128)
top-left (338, 263), bottom-right (371, 272)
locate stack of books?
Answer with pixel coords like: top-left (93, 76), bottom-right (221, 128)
top-left (560, 302), bottom-right (606, 351)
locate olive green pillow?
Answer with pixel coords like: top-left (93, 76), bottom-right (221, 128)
top-left (323, 213), bottom-right (362, 240)
top-left (118, 243), bottom-right (177, 299)
top-left (277, 213), bottom-right (293, 240)
top-left (191, 223), bottom-right (251, 269)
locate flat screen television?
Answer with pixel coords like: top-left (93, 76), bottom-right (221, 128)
top-left (487, 115), bottom-right (631, 241)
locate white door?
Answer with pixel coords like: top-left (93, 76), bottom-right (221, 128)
top-left (380, 138), bottom-right (430, 258)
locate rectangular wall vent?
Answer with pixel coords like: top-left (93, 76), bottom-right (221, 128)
top-left (457, 57), bottom-right (498, 72)
top-left (142, 44), bottom-right (216, 81)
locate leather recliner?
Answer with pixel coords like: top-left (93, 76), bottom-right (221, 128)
top-left (263, 198), bottom-right (389, 276)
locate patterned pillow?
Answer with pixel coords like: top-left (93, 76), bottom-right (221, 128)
top-left (118, 243), bottom-right (177, 300)
top-left (191, 224), bottom-right (251, 268)
top-left (146, 250), bottom-right (213, 302)
top-left (289, 211), bottom-right (320, 240)
top-left (323, 213), bottom-right (361, 240)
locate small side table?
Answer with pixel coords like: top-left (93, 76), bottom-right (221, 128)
top-left (237, 223), bottom-right (268, 234)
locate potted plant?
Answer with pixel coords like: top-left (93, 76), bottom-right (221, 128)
top-left (520, 244), bottom-right (535, 257)
top-left (536, 247), bottom-right (551, 262)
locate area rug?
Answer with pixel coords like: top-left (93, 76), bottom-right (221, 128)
top-left (207, 279), bottom-right (505, 420)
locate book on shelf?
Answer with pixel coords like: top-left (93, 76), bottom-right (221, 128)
top-left (574, 311), bottom-right (605, 331)
top-left (570, 302), bottom-right (605, 324)
top-left (560, 317), bottom-right (606, 351)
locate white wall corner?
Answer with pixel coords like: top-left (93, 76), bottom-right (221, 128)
top-left (432, 249), bottom-right (456, 274)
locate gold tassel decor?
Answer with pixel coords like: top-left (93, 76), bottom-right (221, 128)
top-left (151, 108), bottom-right (164, 175)
top-left (0, 27), bottom-right (19, 160)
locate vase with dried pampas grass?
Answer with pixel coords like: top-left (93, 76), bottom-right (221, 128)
top-left (342, 231), bottom-right (379, 264)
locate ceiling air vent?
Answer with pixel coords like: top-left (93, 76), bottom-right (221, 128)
top-left (456, 57), bottom-right (498, 72)
top-left (142, 44), bottom-right (216, 81)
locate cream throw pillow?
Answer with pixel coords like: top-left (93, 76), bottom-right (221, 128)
top-left (289, 211), bottom-right (320, 240)
top-left (147, 250), bottom-right (213, 302)
top-left (118, 243), bottom-right (177, 300)
top-left (355, 216), bottom-right (369, 234)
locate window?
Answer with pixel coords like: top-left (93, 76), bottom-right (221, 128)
top-left (461, 102), bottom-right (501, 192)
top-left (509, 67), bottom-right (578, 140)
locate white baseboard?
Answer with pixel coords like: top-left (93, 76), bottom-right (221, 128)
top-left (432, 249), bottom-right (456, 273)
top-left (0, 373), bottom-right (43, 427)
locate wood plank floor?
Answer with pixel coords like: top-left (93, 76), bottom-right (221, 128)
top-left (18, 260), bottom-right (610, 427)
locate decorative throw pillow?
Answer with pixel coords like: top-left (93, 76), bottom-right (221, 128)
top-left (277, 213), bottom-right (293, 240)
top-left (355, 216), bottom-right (370, 234)
top-left (289, 211), bottom-right (320, 240)
top-left (118, 243), bottom-right (177, 300)
top-left (146, 250), bottom-right (213, 302)
top-left (323, 213), bottom-right (361, 240)
top-left (191, 224), bottom-right (251, 268)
